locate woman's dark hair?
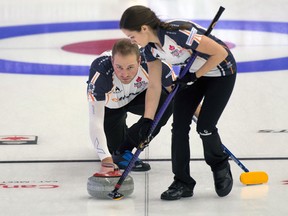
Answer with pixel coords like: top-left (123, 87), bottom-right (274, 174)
top-left (120, 5), bottom-right (189, 31)
top-left (112, 38), bottom-right (140, 59)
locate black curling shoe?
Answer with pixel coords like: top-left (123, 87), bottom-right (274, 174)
top-left (213, 163), bottom-right (233, 197)
top-left (161, 180), bottom-right (195, 200)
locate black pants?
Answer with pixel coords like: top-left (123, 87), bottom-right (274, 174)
top-left (171, 73), bottom-right (236, 186)
top-left (104, 89), bottom-right (173, 154)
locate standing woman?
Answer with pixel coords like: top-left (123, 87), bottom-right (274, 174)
top-left (120, 5), bottom-right (237, 200)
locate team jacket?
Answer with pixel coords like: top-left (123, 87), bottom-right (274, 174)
top-left (87, 50), bottom-right (174, 109)
top-left (144, 20), bottom-right (237, 77)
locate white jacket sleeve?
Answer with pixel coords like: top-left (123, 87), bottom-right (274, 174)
top-left (88, 100), bottom-right (111, 161)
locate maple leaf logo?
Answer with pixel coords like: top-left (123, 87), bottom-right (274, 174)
top-left (169, 45), bottom-right (175, 50)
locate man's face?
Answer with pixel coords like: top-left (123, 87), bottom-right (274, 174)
top-left (112, 53), bottom-right (140, 84)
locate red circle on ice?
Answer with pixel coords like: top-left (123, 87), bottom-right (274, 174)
top-left (61, 39), bottom-right (236, 55)
top-left (61, 39), bottom-right (118, 55)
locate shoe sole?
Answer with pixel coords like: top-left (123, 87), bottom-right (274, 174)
top-left (117, 165), bottom-right (151, 172)
top-left (161, 192), bottom-right (193, 200)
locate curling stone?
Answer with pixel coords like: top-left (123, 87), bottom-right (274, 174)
top-left (87, 171), bottom-right (134, 199)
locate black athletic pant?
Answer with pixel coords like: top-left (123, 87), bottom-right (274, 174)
top-left (171, 73), bottom-right (236, 186)
top-left (104, 89), bottom-right (173, 154)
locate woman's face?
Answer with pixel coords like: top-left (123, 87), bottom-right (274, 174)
top-left (122, 27), bottom-right (149, 47)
